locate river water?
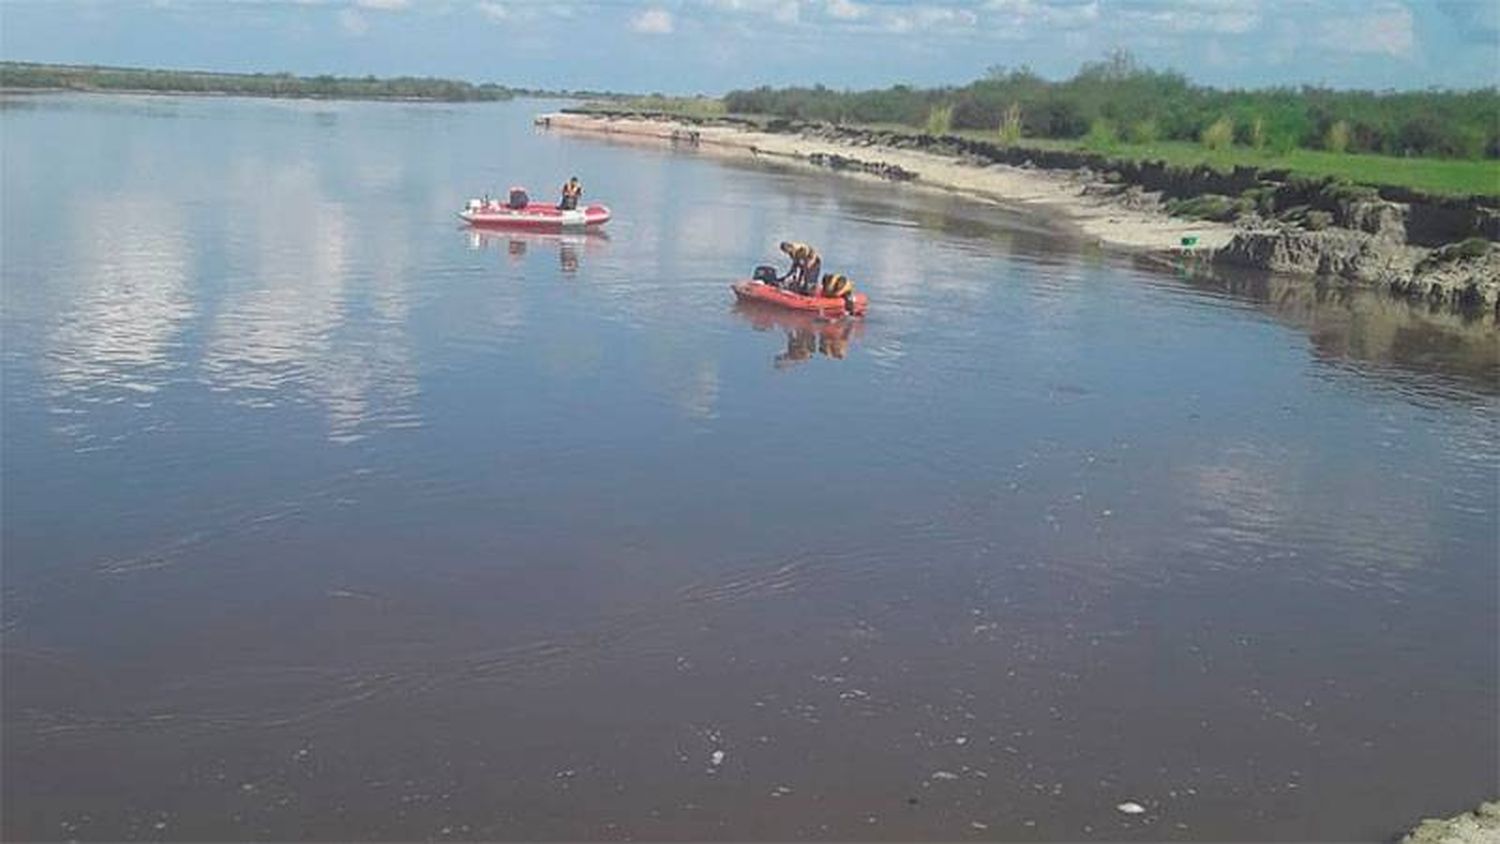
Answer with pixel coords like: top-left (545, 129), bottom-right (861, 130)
top-left (2, 95), bottom-right (1496, 841)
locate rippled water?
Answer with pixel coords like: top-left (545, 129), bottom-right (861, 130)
top-left (3, 95), bottom-right (1497, 841)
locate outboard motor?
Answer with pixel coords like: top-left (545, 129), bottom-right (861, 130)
top-left (752, 264), bottom-right (779, 284)
top-left (508, 187), bottom-right (530, 210)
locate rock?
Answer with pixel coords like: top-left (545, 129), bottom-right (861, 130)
top-left (1396, 245), bottom-right (1500, 310)
top-left (1401, 800), bottom-right (1500, 844)
top-left (1213, 228), bottom-right (1420, 283)
top-left (1341, 199), bottom-right (1409, 242)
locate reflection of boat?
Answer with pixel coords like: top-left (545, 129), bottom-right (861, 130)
top-left (734, 301), bottom-right (865, 368)
top-left (465, 227), bottom-right (609, 273)
top-left (732, 279), bottom-right (868, 316)
top-left (460, 197), bottom-right (611, 229)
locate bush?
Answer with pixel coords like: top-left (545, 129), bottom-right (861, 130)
top-left (1167, 194), bottom-right (1237, 221)
top-left (1125, 118), bottom-right (1159, 144)
top-left (1084, 117), bottom-right (1118, 150)
top-left (1320, 180), bottom-right (1380, 204)
top-left (1305, 210), bottom-right (1334, 230)
top-left (1201, 116), bottom-right (1234, 151)
top-left (925, 104), bottom-right (953, 136)
top-left (998, 101), bottom-right (1023, 145)
top-left (1325, 120), bottom-right (1350, 154)
top-left (718, 52), bottom-right (1500, 162)
top-left (1455, 236), bottom-right (1492, 258)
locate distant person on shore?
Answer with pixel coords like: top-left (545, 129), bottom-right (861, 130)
top-left (558, 176), bottom-right (582, 210)
top-left (778, 241), bottom-right (822, 295)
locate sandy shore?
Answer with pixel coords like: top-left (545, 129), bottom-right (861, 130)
top-left (539, 111), bottom-right (1238, 254)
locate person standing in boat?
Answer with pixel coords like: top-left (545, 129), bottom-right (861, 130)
top-left (558, 176), bottom-right (583, 210)
top-left (778, 241), bottom-right (822, 295)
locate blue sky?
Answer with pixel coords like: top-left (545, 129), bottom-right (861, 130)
top-left (1, 0), bottom-right (1496, 93)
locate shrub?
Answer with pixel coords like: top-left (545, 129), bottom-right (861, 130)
top-left (1167, 194), bottom-right (1237, 221)
top-left (1320, 179), bottom-right (1380, 204)
top-left (1455, 236), bottom-right (1492, 258)
top-left (1269, 131), bottom-right (1298, 156)
top-left (925, 104), bottom-right (953, 136)
top-left (1250, 116), bottom-right (1267, 151)
top-left (1325, 120), bottom-right (1350, 154)
top-left (998, 101), bottom-right (1023, 145)
top-left (1125, 118), bottom-right (1159, 144)
top-left (1084, 117), bottom-right (1118, 150)
top-left (1201, 116), bottom-right (1234, 151)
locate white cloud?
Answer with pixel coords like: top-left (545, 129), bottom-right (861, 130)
top-left (354, 0), bottom-right (410, 9)
top-left (699, 0), bottom-right (802, 26)
top-left (631, 7), bottom-right (674, 33)
top-left (1319, 2), bottom-right (1414, 57)
top-left (825, 0), bottom-right (866, 20)
top-left (883, 4), bottom-right (978, 33)
top-left (476, 1), bottom-right (508, 22)
top-left (1117, 0), bottom-right (1260, 35)
top-left (338, 7), bottom-right (369, 34)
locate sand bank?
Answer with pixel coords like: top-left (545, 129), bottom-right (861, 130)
top-left (538, 111), bottom-right (1238, 254)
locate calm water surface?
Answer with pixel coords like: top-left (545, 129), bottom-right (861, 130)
top-left (2, 95), bottom-right (1497, 841)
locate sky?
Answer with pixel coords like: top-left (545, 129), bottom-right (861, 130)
top-left (1, 0), bottom-right (1497, 94)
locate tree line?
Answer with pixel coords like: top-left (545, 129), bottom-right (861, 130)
top-left (0, 62), bottom-right (514, 102)
top-left (723, 52), bottom-right (1500, 160)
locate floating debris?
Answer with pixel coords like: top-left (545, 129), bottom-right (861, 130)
top-left (970, 821), bottom-right (989, 830)
top-left (709, 750), bottom-right (725, 767)
top-left (930, 771), bottom-right (960, 781)
top-left (771, 785), bottom-right (793, 797)
top-left (1117, 801), bottom-right (1147, 815)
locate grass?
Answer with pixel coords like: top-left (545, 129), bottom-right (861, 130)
top-left (821, 123), bottom-right (1497, 197)
top-left (942, 131), bottom-right (1500, 198)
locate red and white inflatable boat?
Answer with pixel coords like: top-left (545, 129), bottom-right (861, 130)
top-left (460, 192), bottom-right (611, 230)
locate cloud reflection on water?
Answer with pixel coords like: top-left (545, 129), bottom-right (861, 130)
top-left (202, 160), bottom-right (420, 443)
top-left (45, 196), bottom-right (194, 446)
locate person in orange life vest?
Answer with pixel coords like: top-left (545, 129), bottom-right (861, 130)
top-left (558, 176), bottom-right (582, 210)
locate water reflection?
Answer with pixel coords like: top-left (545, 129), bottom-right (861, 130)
top-left (733, 302), bottom-right (865, 368)
top-left (202, 160), bottom-right (420, 443)
top-left (464, 226), bottom-right (610, 274)
top-left (1145, 255), bottom-right (1500, 396)
top-left (44, 196), bottom-right (193, 447)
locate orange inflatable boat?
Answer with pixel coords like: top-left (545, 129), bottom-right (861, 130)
top-left (731, 280), bottom-right (868, 316)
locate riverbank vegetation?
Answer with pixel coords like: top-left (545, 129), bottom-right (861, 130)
top-left (716, 53), bottom-right (1500, 197)
top-left (0, 62), bottom-right (514, 101)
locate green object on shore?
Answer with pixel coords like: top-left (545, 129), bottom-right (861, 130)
top-left (1181, 235), bottom-right (1199, 248)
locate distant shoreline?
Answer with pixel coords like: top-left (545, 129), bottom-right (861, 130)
top-left (0, 86), bottom-right (522, 104)
top-left (0, 61), bottom-right (517, 103)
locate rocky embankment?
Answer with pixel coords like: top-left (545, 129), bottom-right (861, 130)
top-left (1401, 800), bottom-right (1500, 844)
top-left (556, 109), bottom-right (1500, 313)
